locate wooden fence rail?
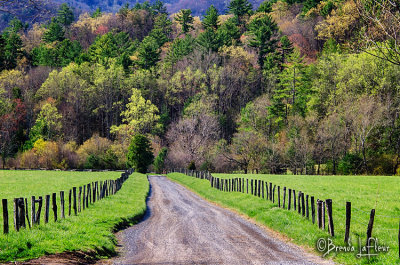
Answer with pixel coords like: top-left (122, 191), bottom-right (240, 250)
top-left (2, 169), bottom-right (133, 235)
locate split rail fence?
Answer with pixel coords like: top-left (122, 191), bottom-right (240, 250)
top-left (1, 169), bottom-right (133, 234)
top-left (170, 168), bottom-right (399, 257)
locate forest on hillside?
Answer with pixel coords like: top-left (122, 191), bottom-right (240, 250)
top-left (0, 0), bottom-right (399, 175)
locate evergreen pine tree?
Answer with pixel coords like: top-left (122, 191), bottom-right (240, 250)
top-left (127, 134), bottom-right (154, 173)
top-left (175, 9), bottom-right (194, 34)
top-left (228, 0), bottom-right (253, 24)
top-left (43, 19), bottom-right (65, 43)
top-left (202, 5), bottom-right (219, 30)
top-left (248, 14), bottom-right (278, 68)
top-left (279, 35), bottom-right (294, 70)
top-left (154, 147), bottom-right (168, 173)
top-left (257, 0), bottom-right (273, 13)
top-left (149, 13), bottom-right (172, 46)
top-left (271, 49), bottom-right (312, 124)
top-left (57, 3), bottom-right (74, 26)
top-left (152, 0), bottom-right (168, 14)
top-left (91, 7), bottom-right (102, 18)
top-left (137, 36), bottom-right (161, 69)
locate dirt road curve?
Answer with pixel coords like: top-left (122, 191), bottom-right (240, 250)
top-left (100, 176), bottom-right (332, 265)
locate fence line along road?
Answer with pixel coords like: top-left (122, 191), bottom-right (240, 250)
top-left (2, 169), bottom-right (134, 234)
top-left (169, 169), bottom-right (399, 258)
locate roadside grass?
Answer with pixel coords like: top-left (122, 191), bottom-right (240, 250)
top-left (168, 173), bottom-right (400, 265)
top-left (0, 171), bottom-right (149, 262)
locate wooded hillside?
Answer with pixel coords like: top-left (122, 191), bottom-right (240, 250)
top-left (0, 0), bottom-right (399, 175)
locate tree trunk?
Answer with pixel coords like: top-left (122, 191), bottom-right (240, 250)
top-left (333, 159), bottom-right (336, 175)
top-left (361, 140), bottom-right (368, 173)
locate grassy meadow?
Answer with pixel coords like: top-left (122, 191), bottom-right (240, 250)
top-left (0, 170), bottom-right (149, 262)
top-left (168, 173), bottom-right (400, 265)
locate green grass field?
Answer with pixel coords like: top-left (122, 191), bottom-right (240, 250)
top-left (0, 170), bottom-right (149, 262)
top-left (168, 173), bottom-right (400, 265)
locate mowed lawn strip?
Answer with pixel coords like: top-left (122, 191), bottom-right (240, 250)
top-left (168, 173), bottom-right (399, 265)
top-left (0, 172), bottom-right (149, 262)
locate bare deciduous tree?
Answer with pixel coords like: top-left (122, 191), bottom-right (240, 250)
top-left (317, 112), bottom-right (348, 174)
top-left (357, 0), bottom-right (400, 65)
top-left (345, 95), bottom-right (386, 172)
top-left (166, 114), bottom-right (220, 168)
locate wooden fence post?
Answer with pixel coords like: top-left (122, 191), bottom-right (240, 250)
top-left (13, 198), bottom-right (19, 231)
top-left (93, 182), bottom-right (96, 202)
top-left (73, 187), bottom-right (77, 215)
top-left (83, 185), bottom-right (86, 210)
top-left (246, 179), bottom-right (249, 194)
top-left (265, 182), bottom-right (268, 199)
top-left (52, 193), bottom-right (57, 222)
top-left (254, 180), bottom-right (257, 196)
top-left (96, 181), bottom-right (99, 200)
top-left (317, 199), bottom-right (322, 229)
top-left (283, 187), bottom-right (286, 209)
top-left (18, 198), bottom-right (26, 229)
top-left (301, 193), bottom-right (305, 217)
top-left (278, 186), bottom-right (280, 207)
top-left (31, 196), bottom-right (35, 226)
top-left (345, 202), bottom-right (351, 243)
top-left (269, 183), bottom-right (272, 201)
top-left (366, 209), bottom-right (375, 254)
top-left (258, 180), bottom-right (261, 197)
top-left (89, 183), bottom-right (92, 203)
top-left (44, 195), bottom-right (50, 224)
top-left (78, 187), bottom-right (82, 212)
top-left (398, 219), bottom-right (400, 258)
top-left (273, 185), bottom-right (276, 203)
top-left (36, 196), bottom-right (42, 225)
top-left (326, 199), bottom-right (334, 237)
top-left (24, 198), bottom-right (30, 229)
top-left (322, 201), bottom-right (326, 230)
top-left (68, 189), bottom-right (72, 216)
top-left (2, 199), bottom-right (8, 234)
top-left (293, 190), bottom-right (296, 211)
top-left (311, 196), bottom-right (315, 224)
top-left (251, 179), bottom-right (253, 195)
top-left (306, 194), bottom-right (309, 219)
top-left (288, 189), bottom-right (292, 210)
top-left (262, 181), bottom-right (265, 199)
top-left (60, 191), bottom-right (65, 219)
top-left (297, 192), bottom-right (301, 214)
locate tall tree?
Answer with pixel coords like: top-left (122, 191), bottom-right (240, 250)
top-left (136, 36), bottom-right (161, 69)
top-left (271, 49), bottom-right (311, 124)
top-left (154, 147), bottom-right (168, 173)
top-left (152, 0), bottom-right (168, 14)
top-left (149, 13), bottom-right (172, 47)
top-left (247, 14), bottom-right (278, 68)
top-left (279, 35), bottom-right (294, 69)
top-left (202, 5), bottom-right (219, 30)
top-left (257, 0), bottom-right (273, 13)
top-left (127, 134), bottom-right (154, 173)
top-left (116, 88), bottom-right (160, 136)
top-left (175, 9), bottom-right (194, 34)
top-left (228, 0), bottom-right (253, 24)
top-left (57, 3), bottom-right (74, 26)
top-left (217, 18), bottom-right (241, 46)
top-left (42, 19), bottom-right (65, 43)
top-left (196, 29), bottom-right (221, 52)
top-left (1, 30), bottom-right (22, 70)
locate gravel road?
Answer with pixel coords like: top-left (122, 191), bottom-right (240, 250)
top-left (99, 176), bottom-right (333, 265)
